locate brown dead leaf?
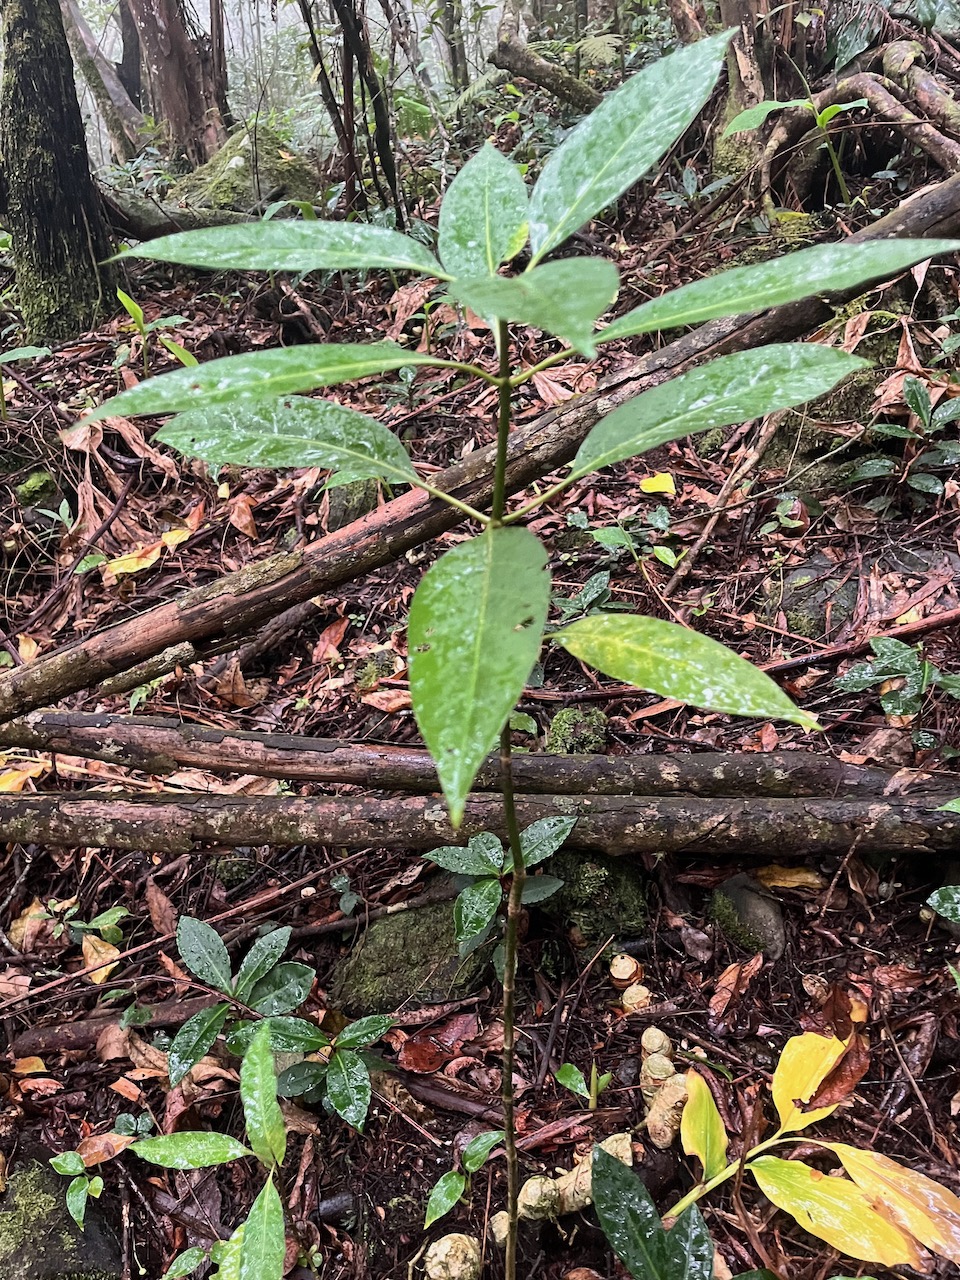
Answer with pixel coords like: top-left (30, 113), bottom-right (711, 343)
top-left (8, 897), bottom-right (49, 952)
top-left (145, 878), bottom-right (177, 936)
top-left (76, 1131), bottom-right (135, 1166)
top-left (754, 864), bottom-right (825, 890)
top-left (360, 689), bottom-right (412, 713)
top-left (106, 416), bottom-right (178, 482)
top-left (227, 493), bottom-right (258, 538)
top-left (805, 1029), bottom-right (870, 1109)
top-left (872, 964), bottom-right (928, 991)
top-left (710, 954), bottom-right (764, 1021)
top-left (386, 278), bottom-right (436, 342)
top-left (82, 934), bottom-right (121, 983)
top-left (0, 761), bottom-right (46, 792)
top-left (110, 1076), bottom-right (144, 1104)
top-left (0, 967), bottom-right (32, 999)
top-left (60, 419), bottom-right (103, 452)
top-left (12, 1057), bottom-right (46, 1076)
top-left (312, 616), bottom-right (350, 664)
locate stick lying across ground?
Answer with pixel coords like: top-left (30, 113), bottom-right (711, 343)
top-left (2, 791), bottom-right (957, 856)
top-left (2, 711), bottom-right (951, 799)
top-left (2, 172), bottom-right (960, 724)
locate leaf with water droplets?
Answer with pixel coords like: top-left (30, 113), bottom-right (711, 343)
top-left (409, 527), bottom-right (550, 826)
top-left (438, 142), bottom-right (529, 278)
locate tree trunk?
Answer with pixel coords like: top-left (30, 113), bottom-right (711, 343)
top-left (116, 0), bottom-right (142, 108)
top-left (0, 0), bottom-right (116, 343)
top-left (1, 791), bottom-right (956, 856)
top-left (123, 0), bottom-right (225, 165)
top-left (440, 0), bottom-right (469, 91)
top-left (59, 0), bottom-right (144, 161)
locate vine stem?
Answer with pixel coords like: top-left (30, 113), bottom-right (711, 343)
top-left (490, 320), bottom-right (512, 524)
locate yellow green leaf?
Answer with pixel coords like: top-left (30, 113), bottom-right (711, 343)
top-left (749, 1155), bottom-right (924, 1267)
top-left (680, 1069), bottom-right (728, 1181)
top-left (820, 1143), bottom-right (960, 1264)
top-left (771, 1032), bottom-right (847, 1132)
top-left (638, 471), bottom-right (676, 495)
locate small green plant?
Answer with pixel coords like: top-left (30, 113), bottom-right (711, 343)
top-left (132, 1023), bottom-right (288, 1279)
top-left (84, 30), bottom-right (960, 1275)
top-left (834, 637), bottom-right (960, 718)
top-left (273, 1013), bottom-right (394, 1129)
top-left (43, 901), bottom-right (128, 943)
top-left (425, 816), bottom-right (572, 960)
top-left (116, 288), bottom-right (190, 377)
top-left (556, 1060), bottom-right (612, 1110)
top-left (424, 1129), bottom-right (506, 1228)
top-left (48, 1151), bottom-right (104, 1230)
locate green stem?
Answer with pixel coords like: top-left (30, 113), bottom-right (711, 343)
top-left (490, 319), bottom-right (512, 523)
top-left (665, 1134), bottom-right (788, 1218)
top-left (498, 721), bottom-right (526, 1280)
top-left (822, 128), bottom-right (851, 206)
top-left (416, 482), bottom-right (491, 525)
top-left (502, 474), bottom-right (576, 524)
top-left (509, 346), bottom-right (575, 387)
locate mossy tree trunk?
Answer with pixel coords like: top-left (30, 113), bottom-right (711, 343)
top-left (0, 0), bottom-right (116, 342)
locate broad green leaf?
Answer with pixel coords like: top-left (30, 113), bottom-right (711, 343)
top-left (234, 927), bottom-right (291, 1001)
top-left (556, 1063), bottom-right (590, 1099)
top-left (85, 345), bottom-right (450, 421)
top-left (424, 1170), bottom-right (467, 1228)
top-left (449, 259), bottom-right (619, 355)
top-left (176, 917), bottom-right (233, 994)
top-left (520, 815), bottom-right (577, 866)
top-left (210, 1226), bottom-right (243, 1280)
top-left (663, 1204), bottom-right (716, 1280)
top-left (161, 1246), bottom-right (208, 1279)
top-left (240, 1023), bottom-right (286, 1170)
top-left (601, 239), bottom-right (960, 341)
top-left (748, 1156), bottom-right (923, 1266)
top-left (528, 32), bottom-right (730, 263)
top-left (408, 527), bottom-right (551, 826)
top-left (681, 1068), bottom-right (729, 1181)
top-left (335, 1014), bottom-right (394, 1049)
top-left (238, 1176), bottom-right (286, 1280)
top-left (168, 1002), bottom-right (231, 1086)
top-left (276, 1060), bottom-right (328, 1098)
top-left (225, 1016), bottom-right (330, 1057)
top-left (817, 99), bottom-right (867, 127)
top-left (248, 961), bottom-right (315, 1016)
top-left (454, 877), bottom-right (502, 947)
top-left (723, 97), bottom-right (809, 135)
top-left (0, 345), bottom-right (51, 362)
top-left (438, 142), bottom-right (529, 278)
top-left (117, 288), bottom-right (145, 331)
top-left (50, 1151), bottom-right (85, 1176)
top-left (132, 1132), bottom-right (253, 1169)
top-left (941, 798), bottom-right (960, 813)
top-left (125, 221), bottom-right (446, 278)
top-left (520, 874), bottom-right (564, 903)
top-left (425, 832), bottom-right (505, 876)
top-left (570, 346), bottom-right (868, 478)
top-left (156, 397), bottom-right (418, 484)
top-left (591, 1146), bottom-right (669, 1278)
top-left (771, 1032), bottom-right (848, 1132)
top-left (462, 1129), bottom-right (505, 1174)
top-left (66, 1176), bottom-right (90, 1229)
top-left (819, 1142), bottom-right (960, 1264)
top-left (555, 615), bottom-right (818, 728)
top-left (326, 1048), bottom-right (371, 1130)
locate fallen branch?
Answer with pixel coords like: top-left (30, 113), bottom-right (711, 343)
top-left (489, 0), bottom-right (602, 112)
top-left (4, 171), bottom-right (960, 724)
top-left (2, 791), bottom-right (957, 855)
top-left (2, 712), bottom-right (950, 798)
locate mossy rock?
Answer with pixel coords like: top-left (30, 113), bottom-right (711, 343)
top-left (330, 899), bottom-right (491, 1015)
top-left (171, 124), bottom-right (318, 211)
top-left (0, 1160), bottom-right (121, 1280)
top-left (326, 478), bottom-right (380, 531)
top-left (760, 553), bottom-right (858, 639)
top-left (541, 849), bottom-right (647, 948)
top-left (545, 707), bottom-right (607, 754)
top-left (14, 469), bottom-right (58, 507)
top-left (710, 873), bottom-right (785, 960)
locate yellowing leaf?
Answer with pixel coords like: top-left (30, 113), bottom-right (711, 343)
top-left (639, 471), bottom-right (676, 495)
top-left (17, 635), bottom-right (39, 663)
top-left (104, 542), bottom-right (164, 576)
top-left (772, 1032), bottom-right (847, 1132)
top-left (0, 761), bottom-right (46, 792)
top-left (754, 864), bottom-right (824, 890)
top-left (8, 897), bottom-right (48, 951)
top-left (12, 1057), bottom-right (46, 1076)
top-left (82, 934), bottom-right (121, 984)
top-left (161, 528), bottom-right (190, 549)
top-left (681, 1069), bottom-right (728, 1180)
top-left (820, 1143), bottom-right (960, 1264)
top-left (749, 1155), bottom-right (924, 1267)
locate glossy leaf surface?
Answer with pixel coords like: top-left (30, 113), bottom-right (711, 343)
top-left (556, 1063), bottom-right (590, 1098)
top-left (238, 1176), bottom-right (286, 1280)
top-left (749, 1156), bottom-right (923, 1266)
top-left (408, 527), bottom-right (551, 825)
top-left (591, 1145), bottom-right (668, 1278)
top-left (240, 1023), bottom-right (286, 1169)
top-left (772, 1033), bottom-right (847, 1132)
top-left (156, 397), bottom-right (418, 483)
top-left (449, 259), bottom-right (619, 355)
top-left (248, 961), bottom-right (315, 1016)
top-left (326, 1048), bottom-right (371, 1130)
top-left (520, 815), bottom-right (577, 866)
top-left (127, 221), bottom-right (446, 277)
top-left (528, 32), bottom-right (729, 262)
top-left (176, 917), bottom-right (233, 994)
top-left (86, 345), bottom-right (448, 421)
top-left (225, 1016), bottom-right (329, 1057)
top-left (424, 1171), bottom-right (467, 1228)
top-left (427, 832), bottom-right (505, 875)
top-left (663, 1203), bottom-right (716, 1280)
top-left (681, 1068), bottom-right (729, 1180)
top-left (820, 1142), bottom-right (960, 1263)
top-left (555, 615), bottom-right (817, 727)
top-left (132, 1132), bottom-right (253, 1169)
top-left (161, 1246), bottom-right (208, 1279)
top-left (335, 1014), bottom-right (394, 1049)
top-left (602, 239), bottom-right (960, 341)
top-left (438, 142), bottom-right (529, 278)
top-left (168, 1002), bottom-right (231, 1087)
top-left (462, 1129), bottom-right (505, 1173)
top-left (454, 877), bottom-right (502, 946)
top-left (571, 346), bottom-right (868, 478)
top-left (233, 927), bottom-right (291, 1001)
top-left (66, 1177), bottom-right (91, 1230)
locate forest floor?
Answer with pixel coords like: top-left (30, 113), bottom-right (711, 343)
top-left (1, 158), bottom-right (960, 1280)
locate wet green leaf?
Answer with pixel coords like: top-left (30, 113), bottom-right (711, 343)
top-left (424, 1171), bottom-right (467, 1227)
top-left (161, 1246), bottom-right (208, 1279)
top-left (520, 815), bottom-right (577, 866)
top-left (238, 1176), bottom-right (286, 1280)
top-left (438, 142), bottom-right (528, 278)
top-left (234, 928), bottom-right (291, 1002)
top-left (335, 1014), bottom-right (394, 1049)
top-left (132, 1132), bottom-right (253, 1169)
top-left (592, 1146), bottom-right (668, 1278)
top-left (454, 877), bottom-right (502, 948)
top-left (248, 962), bottom-right (315, 1016)
top-left (176, 917), bottom-right (233, 994)
top-left (240, 1023), bottom-right (286, 1169)
top-left (168, 1002), bottom-right (231, 1086)
top-left (225, 1016), bottom-right (330, 1057)
top-left (326, 1049), bottom-right (372, 1130)
top-left (462, 1129), bottom-right (505, 1173)
top-left (426, 832), bottom-right (505, 876)
top-left (556, 1063), bottom-right (590, 1098)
